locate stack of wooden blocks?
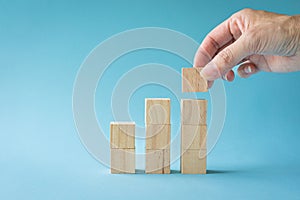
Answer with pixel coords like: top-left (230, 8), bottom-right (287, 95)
top-left (180, 99), bottom-right (207, 174)
top-left (110, 122), bottom-right (135, 174)
top-left (145, 98), bottom-right (171, 174)
top-left (110, 67), bottom-right (208, 174)
top-left (181, 67), bottom-right (208, 174)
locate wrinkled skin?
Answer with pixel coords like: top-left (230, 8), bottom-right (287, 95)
top-left (194, 8), bottom-right (300, 88)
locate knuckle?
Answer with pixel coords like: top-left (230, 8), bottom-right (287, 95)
top-left (232, 8), bottom-right (254, 19)
top-left (240, 8), bottom-right (254, 15)
top-left (218, 48), bottom-right (234, 65)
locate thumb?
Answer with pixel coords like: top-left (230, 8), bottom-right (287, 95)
top-left (200, 35), bottom-right (251, 81)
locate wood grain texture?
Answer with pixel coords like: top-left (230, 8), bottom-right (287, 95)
top-left (111, 148), bottom-right (135, 174)
top-left (182, 67), bottom-right (208, 92)
top-left (145, 98), bottom-right (170, 124)
top-left (146, 124), bottom-right (170, 150)
top-left (163, 149), bottom-right (171, 174)
top-left (181, 149), bottom-right (206, 174)
top-left (181, 99), bottom-right (207, 125)
top-left (181, 125), bottom-right (206, 150)
top-left (145, 149), bottom-right (170, 174)
top-left (110, 122), bottom-right (135, 149)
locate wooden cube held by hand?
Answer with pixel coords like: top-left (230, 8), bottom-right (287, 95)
top-left (182, 67), bottom-right (208, 92)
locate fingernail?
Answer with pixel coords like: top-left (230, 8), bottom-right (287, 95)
top-left (244, 66), bottom-right (252, 74)
top-left (200, 62), bottom-right (220, 80)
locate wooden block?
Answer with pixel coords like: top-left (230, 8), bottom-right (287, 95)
top-left (145, 149), bottom-right (163, 174)
top-left (181, 99), bottom-right (207, 125)
top-left (145, 149), bottom-right (170, 174)
top-left (181, 149), bottom-right (206, 174)
top-left (110, 122), bottom-right (135, 149)
top-left (182, 67), bottom-right (208, 92)
top-left (145, 98), bottom-right (170, 124)
top-left (163, 149), bottom-right (170, 174)
top-left (146, 124), bottom-right (170, 150)
top-left (111, 148), bottom-right (135, 174)
top-left (181, 125), bottom-right (206, 150)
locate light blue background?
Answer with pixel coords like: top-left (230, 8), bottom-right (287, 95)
top-left (1, 0), bottom-right (300, 199)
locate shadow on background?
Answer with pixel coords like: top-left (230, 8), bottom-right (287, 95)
top-left (134, 169), bottom-right (238, 174)
top-left (135, 169), bottom-right (145, 174)
top-left (172, 169), bottom-right (237, 174)
top-left (207, 170), bottom-right (238, 174)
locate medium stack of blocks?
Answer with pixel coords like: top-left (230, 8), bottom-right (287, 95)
top-left (110, 122), bottom-right (135, 174)
top-left (181, 99), bottom-right (207, 174)
top-left (110, 67), bottom-right (208, 174)
top-left (145, 98), bottom-right (171, 174)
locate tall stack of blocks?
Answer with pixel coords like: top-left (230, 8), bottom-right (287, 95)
top-left (145, 98), bottom-right (171, 174)
top-left (181, 67), bottom-right (208, 174)
top-left (110, 122), bottom-right (135, 174)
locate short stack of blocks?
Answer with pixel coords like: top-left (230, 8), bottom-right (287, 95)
top-left (145, 98), bottom-right (171, 174)
top-left (110, 122), bottom-right (135, 174)
top-left (181, 99), bottom-right (207, 174)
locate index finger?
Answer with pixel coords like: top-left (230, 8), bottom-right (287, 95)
top-left (194, 19), bottom-right (234, 67)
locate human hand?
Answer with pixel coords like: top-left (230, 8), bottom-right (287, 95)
top-left (194, 9), bottom-right (300, 87)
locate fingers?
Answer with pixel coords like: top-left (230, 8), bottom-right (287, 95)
top-left (237, 62), bottom-right (259, 78)
top-left (194, 19), bottom-right (234, 67)
top-left (203, 70), bottom-right (234, 90)
top-left (204, 63), bottom-right (258, 88)
top-left (223, 70), bottom-right (235, 81)
top-left (200, 35), bottom-right (251, 81)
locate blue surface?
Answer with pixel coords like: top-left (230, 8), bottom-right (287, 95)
top-left (1, 0), bottom-right (300, 199)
